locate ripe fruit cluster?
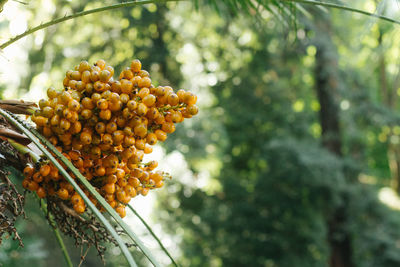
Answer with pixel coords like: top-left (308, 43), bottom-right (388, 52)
top-left (22, 59), bottom-right (198, 218)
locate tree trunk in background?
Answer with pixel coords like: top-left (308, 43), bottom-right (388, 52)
top-left (376, 26), bottom-right (400, 194)
top-left (314, 15), bottom-right (353, 267)
top-left (388, 147), bottom-right (400, 194)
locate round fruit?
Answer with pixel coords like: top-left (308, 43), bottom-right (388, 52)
top-left (25, 58), bottom-right (199, 217)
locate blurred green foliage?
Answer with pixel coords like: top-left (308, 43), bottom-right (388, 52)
top-left (2, 0), bottom-right (400, 266)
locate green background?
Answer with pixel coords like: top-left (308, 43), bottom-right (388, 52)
top-left (2, 1), bottom-right (400, 266)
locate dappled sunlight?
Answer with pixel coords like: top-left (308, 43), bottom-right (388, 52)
top-left (378, 187), bottom-right (400, 210)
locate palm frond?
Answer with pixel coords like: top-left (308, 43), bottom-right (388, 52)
top-left (39, 199), bottom-right (73, 267)
top-left (284, 0), bottom-right (400, 25)
top-left (0, 109), bottom-right (138, 267)
top-left (26, 122), bottom-right (161, 267)
top-left (127, 204), bottom-right (178, 267)
top-left (0, 0), bottom-right (183, 50)
top-left (2, 0), bottom-right (400, 52)
top-left (195, 0), bottom-right (400, 25)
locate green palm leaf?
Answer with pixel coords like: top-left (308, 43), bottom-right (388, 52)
top-left (0, 108), bottom-right (139, 267)
top-left (128, 204), bottom-right (178, 267)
